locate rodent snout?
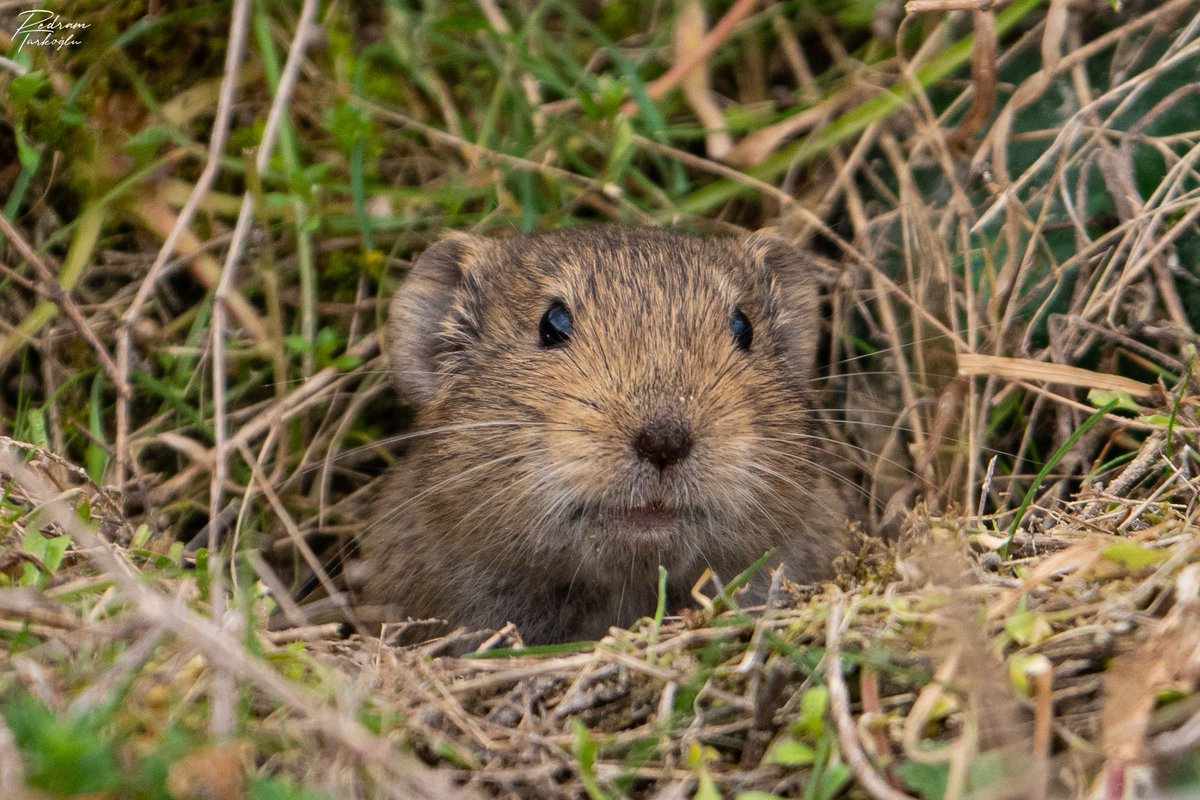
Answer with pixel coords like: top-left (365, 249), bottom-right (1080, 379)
top-left (632, 417), bottom-right (694, 472)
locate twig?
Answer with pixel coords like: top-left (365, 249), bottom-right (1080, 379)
top-left (0, 215), bottom-right (123, 392)
top-left (859, 667), bottom-right (896, 782)
top-left (1152, 703), bottom-right (1200, 757)
top-left (114, 0), bottom-right (253, 490)
top-left (225, 335), bottom-right (378, 454)
top-left (971, 0), bottom-right (1198, 233)
top-left (905, 0), bottom-right (996, 10)
top-left (978, 455), bottom-right (998, 521)
top-left (0, 258), bottom-right (40, 293)
top-left (0, 54), bottom-right (28, 75)
top-left (209, 0), bottom-right (319, 740)
top-left (632, 134), bottom-right (794, 208)
top-left (1029, 657), bottom-right (1053, 800)
top-left (235, 438), bottom-right (359, 631)
top-left (0, 443), bottom-right (479, 800)
top-left (1050, 315), bottom-right (1187, 373)
top-left (264, 623), bottom-right (346, 645)
top-left (622, 0), bottom-right (762, 114)
top-left (347, 95), bottom-right (655, 224)
top-left (956, 354), bottom-right (1155, 398)
top-left (675, 0), bottom-right (732, 159)
top-left (474, 0), bottom-right (544, 128)
top-left (946, 8), bottom-right (997, 149)
top-left (825, 600), bottom-right (919, 800)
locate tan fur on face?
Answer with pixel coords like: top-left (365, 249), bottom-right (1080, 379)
top-left (363, 226), bottom-right (850, 644)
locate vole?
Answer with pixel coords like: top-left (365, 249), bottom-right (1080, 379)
top-left (360, 226), bottom-right (850, 644)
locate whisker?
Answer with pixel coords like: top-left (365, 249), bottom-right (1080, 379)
top-left (444, 462), bottom-right (549, 541)
top-left (365, 448), bottom-right (536, 534)
top-left (285, 420), bottom-right (552, 482)
top-left (747, 433), bottom-right (922, 483)
top-left (823, 320), bottom-right (1009, 370)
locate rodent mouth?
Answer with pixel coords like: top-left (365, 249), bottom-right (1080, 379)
top-left (571, 501), bottom-right (707, 557)
top-left (605, 503), bottom-right (678, 529)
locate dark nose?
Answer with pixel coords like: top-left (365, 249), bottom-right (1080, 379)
top-left (632, 418), bottom-right (693, 471)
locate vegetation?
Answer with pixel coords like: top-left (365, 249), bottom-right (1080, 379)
top-left (0, 0), bottom-right (1198, 797)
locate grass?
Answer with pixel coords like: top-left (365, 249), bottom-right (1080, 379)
top-left (1, 0), bottom-right (1199, 798)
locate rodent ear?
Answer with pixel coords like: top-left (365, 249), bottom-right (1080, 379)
top-left (742, 233), bottom-right (822, 376)
top-left (387, 234), bottom-right (486, 405)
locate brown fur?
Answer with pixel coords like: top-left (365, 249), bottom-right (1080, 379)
top-left (361, 226), bottom-right (850, 643)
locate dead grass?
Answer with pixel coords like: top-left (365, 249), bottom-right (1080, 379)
top-left (0, 0), bottom-right (1198, 798)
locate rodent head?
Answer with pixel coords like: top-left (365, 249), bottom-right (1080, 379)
top-left (386, 226), bottom-right (828, 576)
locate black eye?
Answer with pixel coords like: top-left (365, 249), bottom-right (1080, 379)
top-left (539, 301), bottom-right (572, 348)
top-left (730, 308), bottom-right (753, 351)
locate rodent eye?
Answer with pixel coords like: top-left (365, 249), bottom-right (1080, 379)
top-left (539, 301), bottom-right (572, 348)
top-left (730, 307), bottom-right (753, 351)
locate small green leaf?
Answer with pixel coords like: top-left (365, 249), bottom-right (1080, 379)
top-left (572, 719), bottom-right (596, 771)
top-left (1156, 687), bottom-right (1188, 705)
top-left (122, 123), bottom-right (185, 159)
top-left (801, 686), bottom-right (828, 721)
top-left (15, 127), bottom-right (41, 172)
top-left (131, 523), bottom-right (153, 548)
top-left (1088, 389), bottom-right (1140, 414)
top-left (595, 76), bottom-right (627, 118)
top-left (836, 0), bottom-right (878, 27)
top-left (1007, 653), bottom-right (1051, 696)
top-left (900, 746), bottom-right (1014, 798)
top-left (685, 740), bottom-right (718, 767)
top-left (794, 685), bottom-right (828, 737)
top-left (7, 70), bottom-right (50, 109)
top-left (41, 534), bottom-right (69, 573)
top-left (58, 105), bottom-right (84, 127)
top-left (1003, 609), bottom-right (1052, 647)
top-left (577, 87), bottom-right (600, 119)
top-left (249, 776), bottom-right (333, 800)
top-left (430, 738), bottom-right (478, 769)
top-left (817, 761), bottom-right (852, 800)
top-left (284, 334), bottom-right (311, 355)
top-left (323, 103), bottom-right (374, 152)
top-left (20, 529), bottom-right (49, 586)
top-left (695, 772), bottom-right (721, 800)
top-left (23, 529), bottom-right (47, 561)
top-left (2, 692), bottom-right (122, 795)
top-left (22, 406), bottom-right (47, 447)
top-left (605, 115), bottom-right (634, 179)
top-left (898, 759), bottom-right (950, 799)
top-left (572, 719), bottom-right (609, 800)
top-left (764, 738), bottom-right (816, 766)
top-left (87, 374), bottom-right (108, 483)
top-left (1101, 541), bottom-right (1170, 570)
